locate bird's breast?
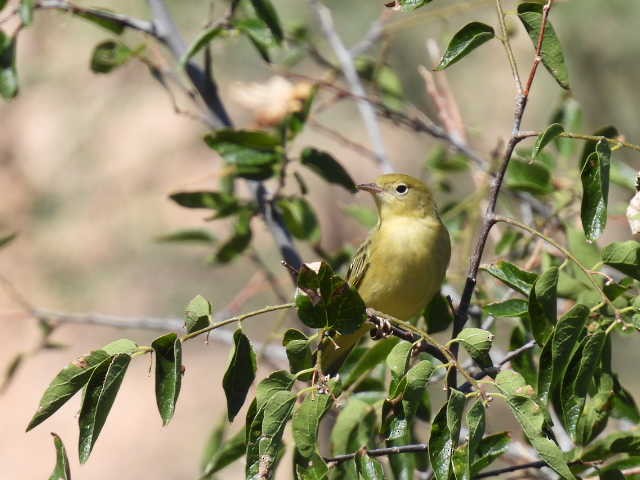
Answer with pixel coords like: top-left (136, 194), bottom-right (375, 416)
top-left (359, 216), bottom-right (450, 320)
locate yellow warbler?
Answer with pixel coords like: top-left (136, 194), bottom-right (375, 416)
top-left (320, 173), bottom-right (451, 373)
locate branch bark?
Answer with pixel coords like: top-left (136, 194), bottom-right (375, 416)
top-left (309, 0), bottom-right (394, 174)
top-left (448, 0), bottom-right (555, 392)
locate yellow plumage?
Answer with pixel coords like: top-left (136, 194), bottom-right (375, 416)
top-left (320, 173), bottom-right (451, 373)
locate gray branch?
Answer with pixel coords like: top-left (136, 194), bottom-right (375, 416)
top-left (309, 0), bottom-right (394, 174)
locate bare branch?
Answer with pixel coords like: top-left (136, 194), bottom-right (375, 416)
top-left (449, 0), bottom-right (555, 391)
top-left (309, 0), bottom-right (394, 174)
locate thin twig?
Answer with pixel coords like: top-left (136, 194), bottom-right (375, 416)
top-left (517, 130), bottom-right (640, 154)
top-left (309, 0), bottom-right (394, 174)
top-left (324, 443), bottom-right (428, 463)
top-left (449, 0), bottom-right (555, 392)
top-left (474, 460), bottom-right (547, 479)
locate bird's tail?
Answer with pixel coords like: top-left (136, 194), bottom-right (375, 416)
top-left (319, 323), bottom-right (372, 375)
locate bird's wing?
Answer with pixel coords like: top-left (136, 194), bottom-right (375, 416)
top-left (346, 236), bottom-right (371, 289)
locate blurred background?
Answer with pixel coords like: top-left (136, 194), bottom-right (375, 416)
top-left (1, 0), bottom-right (639, 478)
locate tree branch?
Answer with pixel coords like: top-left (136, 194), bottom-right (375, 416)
top-left (448, 0), bottom-right (555, 392)
top-left (309, 0), bottom-right (394, 174)
top-left (474, 460), bottom-right (547, 479)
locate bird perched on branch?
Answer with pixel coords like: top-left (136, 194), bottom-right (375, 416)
top-left (320, 173), bottom-right (451, 374)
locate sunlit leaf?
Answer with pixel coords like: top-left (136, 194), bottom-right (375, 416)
top-left (435, 22), bottom-right (494, 70)
top-left (517, 3), bottom-right (569, 89)
top-left (601, 241), bottom-right (640, 281)
top-left (293, 389), bottom-right (334, 458)
top-left (483, 299), bottom-right (528, 318)
top-left (184, 295), bottom-right (211, 333)
top-left (455, 328), bottom-right (494, 369)
top-left (90, 40), bottom-right (139, 74)
top-left (49, 433), bottom-right (71, 480)
top-left (581, 140), bottom-right (611, 241)
top-left (27, 339), bottom-right (137, 431)
top-left (482, 261), bottom-right (537, 296)
top-left (528, 267), bottom-right (558, 345)
top-left (276, 197), bottom-right (320, 241)
top-left (532, 123), bottom-right (564, 161)
top-left (180, 25), bottom-right (224, 67)
top-left (248, 0), bottom-right (283, 43)
top-left (78, 353), bottom-right (131, 463)
top-left (151, 333), bottom-right (182, 425)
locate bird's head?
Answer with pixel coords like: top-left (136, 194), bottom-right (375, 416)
top-left (357, 173), bottom-right (437, 221)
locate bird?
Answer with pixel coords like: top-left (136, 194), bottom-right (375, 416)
top-left (320, 173), bottom-right (451, 374)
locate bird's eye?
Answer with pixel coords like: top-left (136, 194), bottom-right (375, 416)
top-left (395, 184), bottom-right (408, 195)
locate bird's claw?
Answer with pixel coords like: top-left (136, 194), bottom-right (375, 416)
top-left (369, 316), bottom-right (393, 340)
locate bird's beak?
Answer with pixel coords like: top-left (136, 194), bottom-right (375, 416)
top-left (357, 183), bottom-right (383, 194)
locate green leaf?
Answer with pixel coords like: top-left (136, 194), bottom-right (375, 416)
top-left (562, 329), bottom-right (607, 438)
top-left (27, 339), bottom-right (136, 431)
top-left (184, 295), bottom-right (212, 334)
top-left (20, 0), bottom-right (35, 26)
top-left (343, 205), bottom-right (377, 228)
top-left (455, 328), bottom-right (494, 369)
top-left (517, 3), bottom-right (570, 89)
top-left (235, 18), bottom-right (275, 63)
top-left (393, 0), bottom-right (433, 13)
top-left (0, 352), bottom-right (23, 393)
top-left (424, 293), bottom-right (454, 334)
top-left (282, 329), bottom-right (313, 378)
top-left (341, 337), bottom-right (400, 388)
top-left (356, 452), bottom-right (385, 479)
top-left (294, 451), bottom-right (329, 480)
top-left (532, 123), bottom-right (565, 161)
top-left (580, 126), bottom-right (618, 170)
top-left (248, 0), bottom-right (283, 43)
top-left (49, 433), bottom-right (71, 480)
top-left (435, 22), bottom-right (494, 70)
top-left (0, 30), bottom-right (18, 99)
top-left (483, 299), bottom-right (528, 318)
top-left (482, 261), bottom-right (537, 296)
top-left (78, 353), bottom-right (131, 463)
top-left (602, 241), bottom-right (640, 281)
top-left (427, 147), bottom-right (469, 172)
top-left (155, 229), bottom-right (216, 244)
top-left (295, 262), bottom-right (366, 334)
top-left (581, 140), bottom-right (611, 241)
top-left (386, 340), bottom-right (413, 379)
top-left (180, 25), bottom-right (224, 68)
top-left (447, 389), bottom-right (466, 447)
top-left (301, 148), bottom-right (357, 193)
top-left (169, 190), bottom-right (239, 218)
top-left (276, 197), bottom-right (320, 241)
top-left (246, 390), bottom-right (296, 479)
top-left (453, 401), bottom-right (485, 480)
top-left (201, 428), bottom-right (246, 478)
top-left (0, 231), bottom-right (17, 249)
top-left (528, 267), bottom-right (558, 345)
top-left (506, 159), bottom-right (553, 195)
top-left (575, 372), bottom-right (614, 446)
top-left (467, 401), bottom-right (486, 457)
top-left (509, 326), bottom-right (537, 386)
top-left (537, 304), bottom-right (588, 404)
top-left (496, 370), bottom-right (575, 479)
top-left (215, 208), bottom-right (253, 263)
top-left (293, 390), bottom-right (334, 458)
top-left (151, 333), bottom-right (182, 425)
top-left (429, 402), bottom-right (453, 480)
top-left (223, 329), bottom-right (256, 422)
top-left (470, 432), bottom-right (511, 475)
top-left (331, 397), bottom-right (372, 455)
top-left (90, 40), bottom-right (137, 74)
top-left (205, 129), bottom-right (282, 180)
top-left (74, 10), bottom-right (126, 34)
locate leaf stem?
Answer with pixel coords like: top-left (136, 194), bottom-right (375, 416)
top-left (180, 302), bottom-right (295, 342)
top-left (495, 0), bottom-right (522, 93)
top-left (517, 130), bottom-right (640, 154)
